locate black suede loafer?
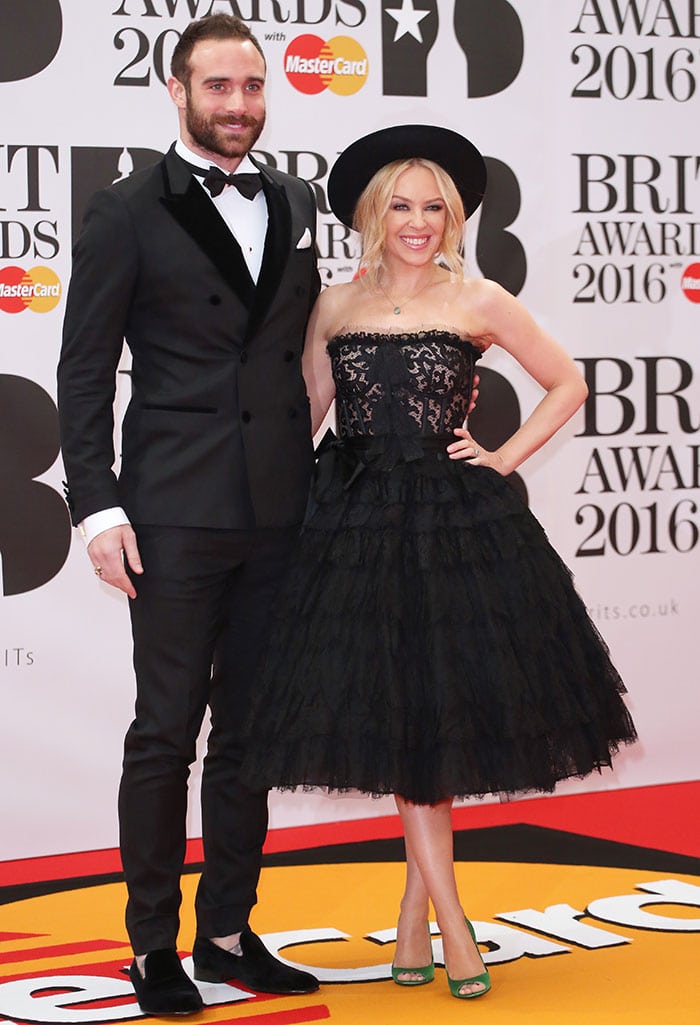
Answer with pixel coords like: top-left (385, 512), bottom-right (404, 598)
top-left (192, 930), bottom-right (319, 994)
top-left (129, 948), bottom-right (204, 1015)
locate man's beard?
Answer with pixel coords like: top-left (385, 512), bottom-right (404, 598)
top-left (185, 103), bottom-right (265, 160)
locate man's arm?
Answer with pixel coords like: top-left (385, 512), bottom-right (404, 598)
top-left (58, 187), bottom-right (143, 595)
top-left (58, 187), bottom-right (138, 521)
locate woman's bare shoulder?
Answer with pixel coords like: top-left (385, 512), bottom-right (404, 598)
top-left (326, 276), bottom-right (367, 301)
top-left (316, 277), bottom-right (368, 329)
top-left (445, 276), bottom-right (511, 348)
top-left (457, 275), bottom-right (510, 309)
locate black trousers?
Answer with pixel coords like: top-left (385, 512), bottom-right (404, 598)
top-left (118, 524), bottom-right (297, 953)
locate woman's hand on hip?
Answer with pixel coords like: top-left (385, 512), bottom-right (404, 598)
top-left (446, 428), bottom-right (506, 474)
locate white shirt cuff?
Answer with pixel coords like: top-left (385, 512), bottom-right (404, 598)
top-left (79, 508), bottom-right (130, 547)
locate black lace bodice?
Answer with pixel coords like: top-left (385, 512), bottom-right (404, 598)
top-left (328, 329), bottom-right (482, 439)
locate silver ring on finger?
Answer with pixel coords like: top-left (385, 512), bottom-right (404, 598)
top-left (473, 447), bottom-right (480, 457)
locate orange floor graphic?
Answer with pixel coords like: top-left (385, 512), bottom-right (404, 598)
top-left (2, 782), bottom-right (699, 1025)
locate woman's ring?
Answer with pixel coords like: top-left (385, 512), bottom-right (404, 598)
top-left (474, 447), bottom-right (480, 457)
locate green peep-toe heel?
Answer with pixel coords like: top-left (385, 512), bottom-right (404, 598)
top-left (391, 923), bottom-right (435, 986)
top-left (446, 917), bottom-right (491, 1000)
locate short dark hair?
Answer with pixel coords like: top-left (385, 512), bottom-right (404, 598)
top-left (170, 14), bottom-right (265, 86)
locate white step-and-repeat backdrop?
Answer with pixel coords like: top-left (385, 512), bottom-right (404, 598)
top-left (2, 1), bottom-right (698, 863)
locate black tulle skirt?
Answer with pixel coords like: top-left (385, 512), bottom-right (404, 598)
top-left (241, 434), bottom-right (637, 805)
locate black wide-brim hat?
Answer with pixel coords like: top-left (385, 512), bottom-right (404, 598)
top-left (327, 124), bottom-right (487, 229)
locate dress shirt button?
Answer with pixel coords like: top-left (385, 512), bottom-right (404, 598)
top-left (241, 411), bottom-right (252, 423)
top-left (283, 350), bottom-right (295, 362)
top-left (240, 350), bottom-right (248, 364)
top-left (209, 295), bottom-right (222, 305)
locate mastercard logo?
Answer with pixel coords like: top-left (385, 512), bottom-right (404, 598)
top-left (0, 265), bottom-right (62, 313)
top-left (284, 35), bottom-right (368, 95)
top-left (681, 261), bottom-right (700, 304)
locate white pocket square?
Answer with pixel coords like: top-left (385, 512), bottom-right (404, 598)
top-left (296, 227), bottom-right (312, 249)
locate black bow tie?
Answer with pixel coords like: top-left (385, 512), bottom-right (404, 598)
top-left (186, 162), bottom-right (262, 200)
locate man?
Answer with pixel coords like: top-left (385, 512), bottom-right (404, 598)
top-left (57, 14), bottom-right (319, 1014)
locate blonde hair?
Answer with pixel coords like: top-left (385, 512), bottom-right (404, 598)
top-left (353, 158), bottom-right (465, 287)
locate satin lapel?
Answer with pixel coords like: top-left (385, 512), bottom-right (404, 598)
top-left (245, 162), bottom-right (292, 340)
top-left (159, 147), bottom-right (255, 309)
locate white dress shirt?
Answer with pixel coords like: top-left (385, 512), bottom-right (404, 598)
top-left (174, 139), bottom-right (268, 281)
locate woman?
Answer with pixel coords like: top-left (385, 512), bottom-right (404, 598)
top-left (242, 125), bottom-right (637, 999)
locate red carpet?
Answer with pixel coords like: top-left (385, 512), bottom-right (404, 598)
top-left (1, 782), bottom-right (699, 1024)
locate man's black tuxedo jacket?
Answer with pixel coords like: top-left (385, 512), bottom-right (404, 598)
top-left (58, 145), bottom-right (320, 531)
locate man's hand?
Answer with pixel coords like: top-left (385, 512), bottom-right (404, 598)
top-left (87, 524), bottom-right (143, 598)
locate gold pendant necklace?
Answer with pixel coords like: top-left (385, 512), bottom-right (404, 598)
top-left (379, 272), bottom-right (438, 315)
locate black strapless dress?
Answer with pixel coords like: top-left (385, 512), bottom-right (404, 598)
top-left (241, 329), bottom-right (637, 805)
